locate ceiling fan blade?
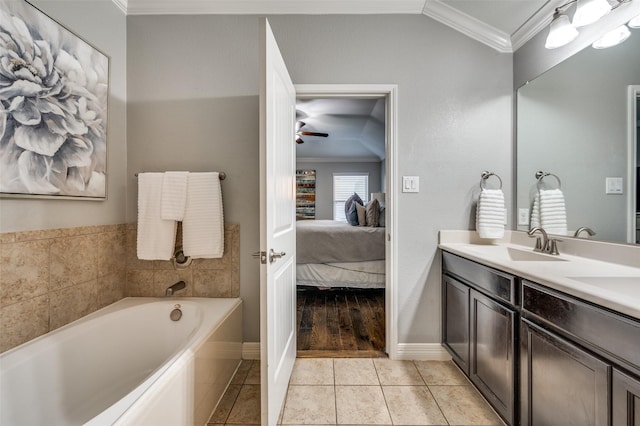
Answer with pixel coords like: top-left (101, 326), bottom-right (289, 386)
top-left (295, 137), bottom-right (304, 144)
top-left (298, 131), bottom-right (329, 137)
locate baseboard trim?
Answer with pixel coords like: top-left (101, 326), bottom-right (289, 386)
top-left (242, 342), bottom-right (451, 361)
top-left (394, 343), bottom-right (451, 361)
top-left (242, 342), bottom-right (261, 360)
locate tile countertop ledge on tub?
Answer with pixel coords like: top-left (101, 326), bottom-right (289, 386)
top-left (439, 230), bottom-right (640, 321)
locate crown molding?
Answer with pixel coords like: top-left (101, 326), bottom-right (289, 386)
top-left (121, 0), bottom-right (425, 15)
top-left (111, 0), bottom-right (128, 14)
top-left (422, 0), bottom-right (512, 53)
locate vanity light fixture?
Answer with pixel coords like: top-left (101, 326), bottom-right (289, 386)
top-left (545, 0), bottom-right (636, 49)
top-left (546, 9), bottom-right (580, 48)
top-left (592, 24), bottom-right (631, 47)
top-left (572, 0), bottom-right (611, 27)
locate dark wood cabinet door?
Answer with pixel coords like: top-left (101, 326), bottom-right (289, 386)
top-left (521, 319), bottom-right (610, 426)
top-left (613, 369), bottom-right (640, 426)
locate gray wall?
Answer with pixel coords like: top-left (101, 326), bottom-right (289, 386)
top-left (127, 14), bottom-right (513, 344)
top-left (296, 161), bottom-right (383, 219)
top-left (0, 0), bottom-right (127, 233)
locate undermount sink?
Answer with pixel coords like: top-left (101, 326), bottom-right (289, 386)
top-left (567, 276), bottom-right (640, 292)
top-left (467, 245), bottom-right (568, 262)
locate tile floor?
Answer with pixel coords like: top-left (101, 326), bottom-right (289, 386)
top-left (208, 358), bottom-right (505, 425)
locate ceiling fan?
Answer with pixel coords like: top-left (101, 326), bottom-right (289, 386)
top-left (295, 121), bottom-right (329, 144)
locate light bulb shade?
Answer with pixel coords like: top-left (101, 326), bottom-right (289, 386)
top-left (592, 25), bottom-right (631, 49)
top-left (546, 12), bottom-right (579, 49)
top-left (628, 14), bottom-right (640, 28)
top-left (572, 0), bottom-right (611, 27)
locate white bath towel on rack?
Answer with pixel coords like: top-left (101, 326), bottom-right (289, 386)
top-left (530, 189), bottom-right (567, 235)
top-left (137, 173), bottom-right (177, 260)
top-left (183, 172), bottom-right (224, 258)
top-left (161, 171), bottom-right (188, 221)
top-left (476, 188), bottom-right (506, 239)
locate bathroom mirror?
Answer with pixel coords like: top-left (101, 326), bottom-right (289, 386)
top-left (516, 31), bottom-right (640, 244)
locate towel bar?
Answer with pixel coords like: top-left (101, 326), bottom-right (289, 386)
top-left (480, 171), bottom-right (503, 190)
top-left (134, 171), bottom-right (226, 180)
top-left (535, 171), bottom-right (561, 190)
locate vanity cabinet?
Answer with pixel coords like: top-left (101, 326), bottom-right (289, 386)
top-left (520, 318), bottom-right (610, 426)
top-left (522, 280), bottom-right (640, 426)
top-left (442, 275), bottom-right (470, 374)
top-left (469, 289), bottom-right (516, 424)
top-left (612, 369), bottom-right (640, 426)
top-left (442, 252), bottom-right (517, 425)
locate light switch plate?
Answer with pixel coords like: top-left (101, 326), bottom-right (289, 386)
top-left (605, 177), bottom-right (623, 194)
top-left (402, 176), bottom-right (419, 193)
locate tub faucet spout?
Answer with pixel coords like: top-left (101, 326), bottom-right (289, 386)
top-left (165, 281), bottom-right (186, 296)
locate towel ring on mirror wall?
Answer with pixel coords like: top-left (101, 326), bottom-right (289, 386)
top-left (480, 171), bottom-right (503, 190)
top-left (535, 171), bottom-right (562, 190)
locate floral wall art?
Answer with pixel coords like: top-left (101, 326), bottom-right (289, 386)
top-left (0, 0), bottom-right (109, 199)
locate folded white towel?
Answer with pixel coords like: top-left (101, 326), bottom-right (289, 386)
top-left (161, 171), bottom-right (188, 221)
top-left (530, 189), bottom-right (567, 235)
top-left (137, 173), bottom-right (177, 260)
top-left (183, 172), bottom-right (224, 258)
top-left (476, 188), bottom-right (505, 239)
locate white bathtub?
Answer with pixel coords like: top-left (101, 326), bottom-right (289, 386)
top-left (0, 297), bottom-right (242, 426)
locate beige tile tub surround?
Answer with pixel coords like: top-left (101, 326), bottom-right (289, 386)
top-left (1, 222), bottom-right (240, 353)
top-left (0, 224), bottom-right (127, 352)
top-left (125, 223), bottom-right (239, 298)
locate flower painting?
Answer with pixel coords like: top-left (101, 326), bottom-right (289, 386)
top-left (0, 0), bottom-right (108, 199)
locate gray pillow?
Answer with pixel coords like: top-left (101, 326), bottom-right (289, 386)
top-left (344, 192), bottom-right (363, 222)
top-left (365, 199), bottom-right (380, 227)
top-left (345, 201), bottom-right (359, 226)
top-left (378, 204), bottom-right (386, 227)
top-left (356, 202), bottom-right (367, 226)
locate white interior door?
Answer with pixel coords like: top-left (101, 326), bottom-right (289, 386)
top-left (259, 17), bottom-right (297, 426)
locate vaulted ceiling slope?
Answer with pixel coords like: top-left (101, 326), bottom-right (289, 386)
top-left (113, 0), bottom-right (564, 53)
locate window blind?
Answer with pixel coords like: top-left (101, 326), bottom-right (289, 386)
top-left (333, 173), bottom-right (369, 221)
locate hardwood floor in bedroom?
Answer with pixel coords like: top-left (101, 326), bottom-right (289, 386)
top-left (296, 287), bottom-right (386, 358)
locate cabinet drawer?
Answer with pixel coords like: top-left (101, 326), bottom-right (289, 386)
top-left (522, 281), bottom-right (640, 375)
top-left (443, 251), bottom-right (516, 305)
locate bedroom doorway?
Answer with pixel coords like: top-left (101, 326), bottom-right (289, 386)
top-left (294, 85), bottom-right (397, 358)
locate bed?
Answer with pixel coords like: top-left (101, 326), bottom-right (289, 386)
top-left (296, 220), bottom-right (386, 289)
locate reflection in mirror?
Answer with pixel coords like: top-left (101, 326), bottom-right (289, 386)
top-left (517, 30), bottom-right (640, 244)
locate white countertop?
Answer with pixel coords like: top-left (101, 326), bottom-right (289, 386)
top-left (439, 231), bottom-right (640, 321)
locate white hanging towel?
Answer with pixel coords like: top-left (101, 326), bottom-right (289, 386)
top-left (183, 172), bottom-right (224, 258)
top-left (161, 171), bottom-right (188, 220)
top-left (476, 188), bottom-right (506, 239)
top-left (531, 189), bottom-right (567, 235)
top-left (137, 173), bottom-right (177, 260)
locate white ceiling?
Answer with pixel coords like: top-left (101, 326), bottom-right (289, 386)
top-left (295, 98), bottom-right (386, 162)
top-left (114, 0), bottom-right (564, 52)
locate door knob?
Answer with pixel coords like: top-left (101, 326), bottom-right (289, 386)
top-left (269, 249), bottom-right (286, 263)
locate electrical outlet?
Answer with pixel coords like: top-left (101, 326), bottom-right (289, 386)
top-left (518, 208), bottom-right (530, 226)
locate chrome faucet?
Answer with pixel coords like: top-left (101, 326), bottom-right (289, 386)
top-left (573, 227), bottom-right (596, 238)
top-left (165, 280), bottom-right (186, 296)
top-left (527, 227), bottom-right (549, 253)
top-left (527, 227), bottom-right (562, 255)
